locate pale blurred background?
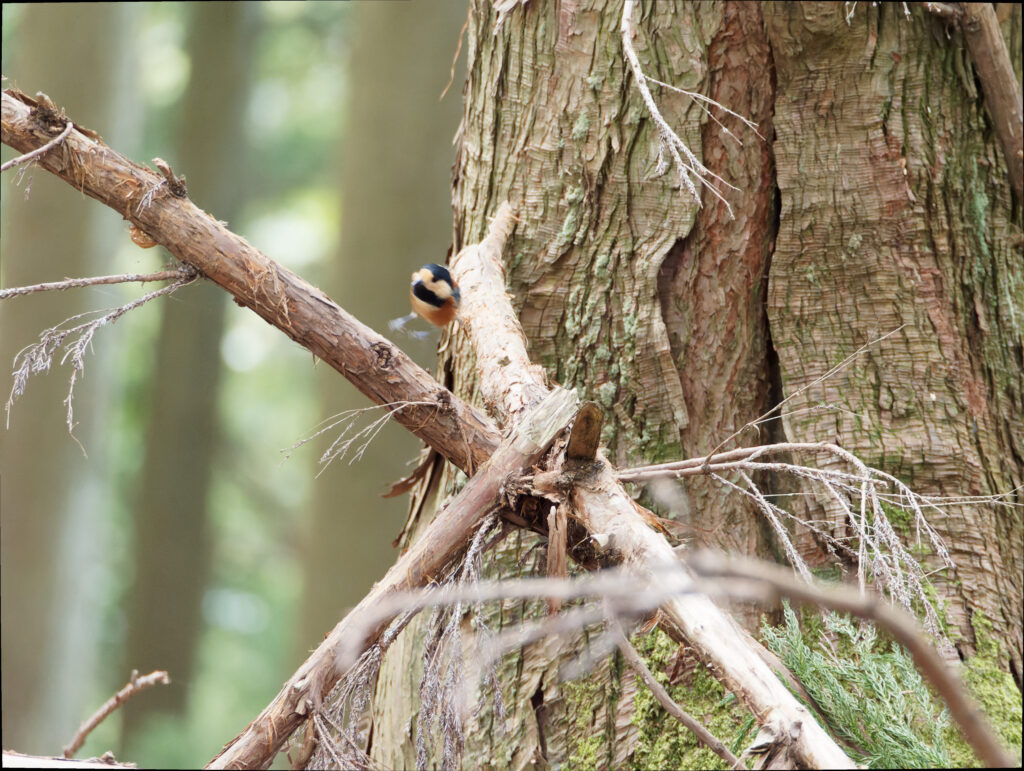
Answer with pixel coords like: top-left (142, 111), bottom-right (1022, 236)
top-left (0, 2), bottom-right (465, 765)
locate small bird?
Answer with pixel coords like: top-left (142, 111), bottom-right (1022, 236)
top-left (389, 263), bottom-right (461, 337)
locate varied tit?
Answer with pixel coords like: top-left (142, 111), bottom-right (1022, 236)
top-left (389, 263), bottom-right (461, 336)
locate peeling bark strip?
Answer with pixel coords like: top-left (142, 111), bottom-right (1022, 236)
top-left (1, 88), bottom-right (498, 474)
top-left (958, 2), bottom-right (1024, 197)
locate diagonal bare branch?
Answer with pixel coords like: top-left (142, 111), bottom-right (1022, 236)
top-left (1, 87), bottom-right (500, 474)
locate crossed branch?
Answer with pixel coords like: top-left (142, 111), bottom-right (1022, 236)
top-left (3, 87), bottom-right (1013, 770)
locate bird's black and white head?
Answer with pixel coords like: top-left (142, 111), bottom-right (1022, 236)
top-left (409, 263), bottom-right (460, 326)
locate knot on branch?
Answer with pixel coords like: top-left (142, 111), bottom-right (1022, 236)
top-left (152, 157), bottom-right (187, 197)
top-left (33, 91), bottom-right (68, 130)
top-left (371, 341), bottom-right (394, 369)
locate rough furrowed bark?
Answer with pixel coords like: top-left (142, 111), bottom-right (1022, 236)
top-left (366, 2), bottom-right (865, 767)
top-left (451, 0), bottom-right (711, 467)
top-left (763, 2), bottom-right (1023, 674)
top-left (655, 0), bottom-right (779, 566)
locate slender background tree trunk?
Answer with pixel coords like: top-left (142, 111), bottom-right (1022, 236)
top-left (122, 3), bottom-right (258, 744)
top-left (0, 4), bottom-right (128, 752)
top-left (300, 0), bottom-right (467, 656)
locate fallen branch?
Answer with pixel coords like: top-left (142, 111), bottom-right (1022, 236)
top-left (3, 752), bottom-right (133, 769)
top-left (561, 457), bottom-right (856, 768)
top-left (63, 670), bottom-right (170, 759)
top-left (449, 201), bottom-right (546, 421)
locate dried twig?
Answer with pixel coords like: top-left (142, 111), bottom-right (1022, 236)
top-left (0, 267), bottom-right (190, 300)
top-left (647, 75), bottom-right (764, 144)
top-left (5, 270), bottom-right (198, 444)
top-left (620, 0), bottom-right (739, 216)
top-left (335, 565), bottom-right (682, 672)
top-left (689, 551), bottom-right (1015, 769)
top-left (703, 325), bottom-right (907, 461)
top-left (63, 670), bottom-right (170, 758)
top-left (604, 612), bottom-right (746, 770)
top-left (0, 119), bottom-right (72, 172)
top-left (283, 400), bottom-right (437, 474)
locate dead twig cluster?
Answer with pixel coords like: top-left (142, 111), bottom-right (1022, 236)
top-left (620, 0), bottom-right (747, 216)
top-left (4, 269), bottom-right (198, 445)
top-left (283, 400), bottom-right (438, 474)
top-left (618, 440), bottom-right (961, 655)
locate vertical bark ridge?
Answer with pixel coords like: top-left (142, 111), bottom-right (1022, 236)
top-left (764, 1), bottom-right (1022, 672)
top-left (655, 0), bottom-right (779, 563)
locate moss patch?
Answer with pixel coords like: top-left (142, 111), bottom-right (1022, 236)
top-left (943, 613), bottom-right (1023, 767)
top-left (630, 628), bottom-right (752, 770)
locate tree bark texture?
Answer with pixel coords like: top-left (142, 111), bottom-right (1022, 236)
top-left (372, 0), bottom-right (1022, 767)
top-left (763, 0), bottom-right (1023, 681)
top-left (375, 1), bottom-right (784, 767)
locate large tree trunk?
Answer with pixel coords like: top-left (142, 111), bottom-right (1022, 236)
top-left (368, 0), bottom-right (1021, 766)
top-left (763, 0), bottom-right (1022, 684)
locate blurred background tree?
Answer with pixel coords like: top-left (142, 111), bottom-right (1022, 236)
top-left (1, 3), bottom-right (463, 766)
